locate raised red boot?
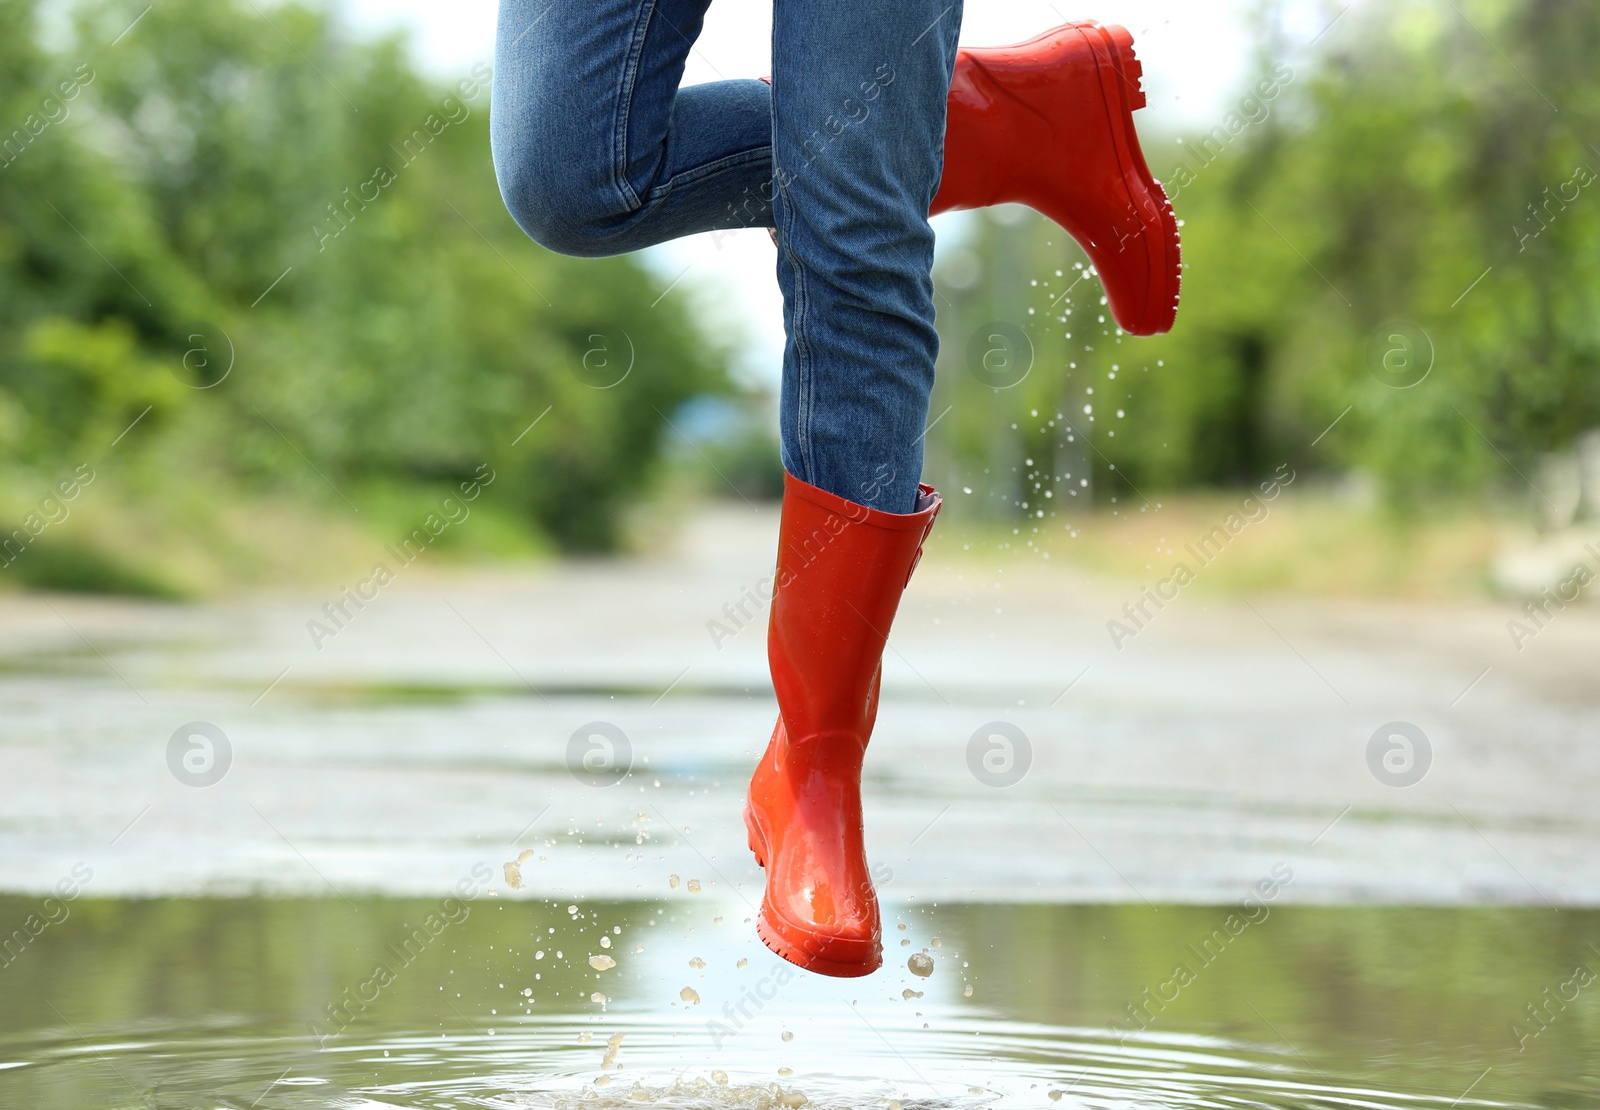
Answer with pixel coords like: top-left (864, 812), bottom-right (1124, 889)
top-left (745, 472), bottom-right (940, 977)
top-left (932, 21), bottom-right (1181, 336)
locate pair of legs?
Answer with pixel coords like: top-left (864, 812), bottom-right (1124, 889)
top-left (491, 0), bottom-right (962, 514)
top-left (492, 1), bottom-right (1179, 976)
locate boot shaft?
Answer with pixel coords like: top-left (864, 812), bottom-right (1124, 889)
top-left (934, 22), bottom-right (1118, 217)
top-left (768, 472), bottom-right (939, 742)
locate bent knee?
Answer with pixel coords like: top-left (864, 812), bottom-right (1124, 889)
top-left (494, 167), bottom-right (628, 258)
top-left (492, 133), bottom-right (635, 258)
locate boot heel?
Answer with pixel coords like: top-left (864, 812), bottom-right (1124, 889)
top-left (1102, 24), bottom-right (1146, 111)
top-left (744, 805), bottom-right (767, 870)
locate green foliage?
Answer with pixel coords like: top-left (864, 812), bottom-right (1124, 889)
top-left (0, 0), bottom-right (730, 572)
top-left (8, 536), bottom-right (183, 597)
top-left (931, 0), bottom-right (1600, 517)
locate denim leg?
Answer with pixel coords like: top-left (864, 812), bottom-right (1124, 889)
top-left (492, 0), bottom-right (776, 256)
top-left (770, 1), bottom-right (961, 513)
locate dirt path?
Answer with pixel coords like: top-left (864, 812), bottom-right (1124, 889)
top-left (1, 503), bottom-right (1595, 905)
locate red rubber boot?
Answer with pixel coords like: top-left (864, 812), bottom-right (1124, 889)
top-left (744, 472), bottom-right (941, 977)
top-left (931, 21), bottom-right (1181, 336)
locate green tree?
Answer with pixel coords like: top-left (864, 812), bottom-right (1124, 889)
top-left (931, 0), bottom-right (1600, 517)
top-left (0, 0), bottom-right (732, 571)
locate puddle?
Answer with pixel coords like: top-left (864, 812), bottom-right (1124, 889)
top-left (0, 1019), bottom-right (1525, 1109)
top-left (0, 897), bottom-right (1592, 1107)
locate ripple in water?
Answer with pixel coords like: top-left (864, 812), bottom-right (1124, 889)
top-left (0, 1013), bottom-right (1526, 1110)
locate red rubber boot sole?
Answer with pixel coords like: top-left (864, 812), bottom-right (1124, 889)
top-left (745, 803), bottom-right (882, 978)
top-left (1085, 23), bottom-right (1181, 335)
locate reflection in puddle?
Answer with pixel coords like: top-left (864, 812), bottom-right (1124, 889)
top-left (0, 897), bottom-right (1592, 1108)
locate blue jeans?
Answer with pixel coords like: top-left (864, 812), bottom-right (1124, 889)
top-left (491, 0), bottom-right (962, 513)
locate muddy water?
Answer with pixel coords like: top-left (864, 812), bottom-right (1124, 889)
top-left (0, 895), bottom-right (1595, 1108)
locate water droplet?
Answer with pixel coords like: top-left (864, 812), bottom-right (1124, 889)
top-left (908, 952), bottom-right (935, 977)
top-left (680, 987), bottom-right (701, 1004)
top-left (781, 1030), bottom-right (794, 1042)
top-left (689, 957), bottom-right (706, 969)
top-left (589, 954), bottom-right (616, 971)
top-left (687, 879), bottom-right (702, 893)
top-left (668, 874), bottom-right (680, 889)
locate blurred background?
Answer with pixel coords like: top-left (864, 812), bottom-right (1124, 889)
top-left (1, 0), bottom-right (1598, 1107)
top-left (2, 0), bottom-right (1600, 581)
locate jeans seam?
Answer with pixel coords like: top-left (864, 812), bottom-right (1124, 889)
top-left (642, 145), bottom-right (772, 205)
top-left (612, 0), bottom-right (656, 211)
top-left (787, 236), bottom-right (815, 486)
